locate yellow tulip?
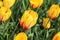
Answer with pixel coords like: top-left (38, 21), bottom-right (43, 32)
top-left (0, 1), bottom-right (3, 7)
top-left (0, 7), bottom-right (11, 22)
top-left (19, 10), bottom-right (38, 30)
top-left (29, 0), bottom-right (43, 8)
top-left (3, 0), bottom-right (15, 8)
top-left (43, 18), bottom-right (50, 29)
top-left (52, 32), bottom-right (60, 40)
top-left (48, 4), bottom-right (60, 19)
top-left (14, 32), bottom-right (28, 40)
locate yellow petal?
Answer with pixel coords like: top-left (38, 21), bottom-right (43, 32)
top-left (3, 0), bottom-right (15, 8)
top-left (14, 32), bottom-right (28, 40)
top-left (28, 10), bottom-right (38, 28)
top-left (59, 8), bottom-right (60, 14)
top-left (0, 1), bottom-right (3, 7)
top-left (3, 8), bottom-right (11, 21)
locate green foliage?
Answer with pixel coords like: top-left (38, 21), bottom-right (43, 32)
top-left (0, 0), bottom-right (60, 40)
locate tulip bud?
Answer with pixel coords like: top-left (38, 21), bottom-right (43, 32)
top-left (29, 0), bottom-right (43, 8)
top-left (52, 32), bottom-right (60, 40)
top-left (14, 32), bottom-right (28, 40)
top-left (19, 10), bottom-right (38, 30)
top-left (43, 18), bottom-right (50, 29)
top-left (0, 7), bottom-right (11, 22)
top-left (3, 0), bottom-right (15, 8)
top-left (48, 4), bottom-right (60, 19)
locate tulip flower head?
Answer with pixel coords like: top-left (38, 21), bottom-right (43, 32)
top-left (29, 0), bottom-right (43, 8)
top-left (48, 4), bottom-right (60, 19)
top-left (43, 18), bottom-right (50, 29)
top-left (52, 32), bottom-right (60, 40)
top-left (3, 0), bottom-right (15, 8)
top-left (20, 10), bottom-right (38, 30)
top-left (0, 7), bottom-right (11, 22)
top-left (14, 32), bottom-right (28, 40)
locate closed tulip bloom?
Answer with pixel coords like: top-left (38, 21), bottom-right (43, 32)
top-left (3, 0), bottom-right (15, 8)
top-left (20, 10), bottom-right (38, 30)
top-left (29, 0), bottom-right (43, 8)
top-left (43, 18), bottom-right (50, 29)
top-left (0, 7), bottom-right (11, 22)
top-left (14, 32), bottom-right (28, 40)
top-left (48, 4), bottom-right (60, 19)
top-left (52, 32), bottom-right (60, 40)
top-left (0, 1), bottom-right (3, 7)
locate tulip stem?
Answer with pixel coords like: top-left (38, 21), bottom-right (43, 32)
top-left (46, 29), bottom-right (49, 38)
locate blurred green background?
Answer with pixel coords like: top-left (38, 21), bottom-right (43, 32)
top-left (0, 0), bottom-right (60, 40)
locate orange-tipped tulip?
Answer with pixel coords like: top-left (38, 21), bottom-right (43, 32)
top-left (52, 32), bottom-right (60, 40)
top-left (20, 10), bottom-right (38, 30)
top-left (48, 4), bottom-right (60, 19)
top-left (43, 18), bottom-right (50, 29)
top-left (14, 32), bottom-right (28, 40)
top-left (29, 0), bottom-right (43, 8)
top-left (0, 7), bottom-right (11, 22)
top-left (3, 0), bottom-right (15, 8)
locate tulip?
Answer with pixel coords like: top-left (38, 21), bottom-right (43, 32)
top-left (0, 1), bottom-right (3, 7)
top-left (14, 32), bottom-right (28, 40)
top-left (0, 7), bottom-right (11, 22)
top-left (29, 0), bottom-right (43, 8)
top-left (48, 4), bottom-right (60, 19)
top-left (3, 0), bottom-right (15, 8)
top-left (52, 32), bottom-right (60, 40)
top-left (19, 10), bottom-right (38, 30)
top-left (43, 18), bottom-right (50, 29)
